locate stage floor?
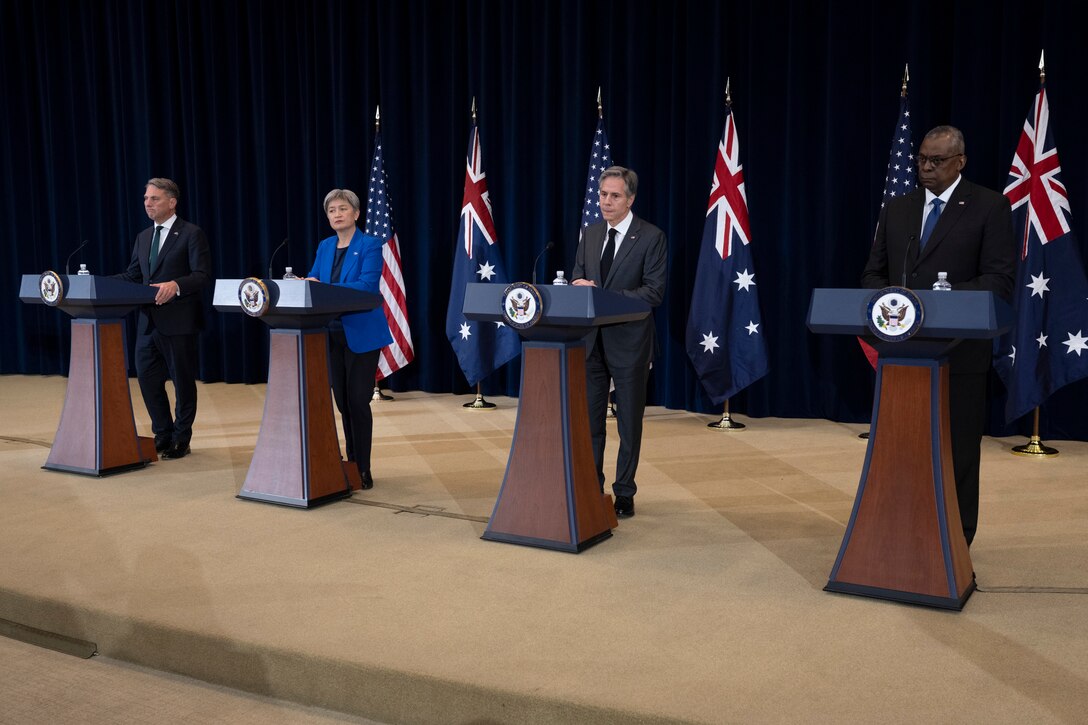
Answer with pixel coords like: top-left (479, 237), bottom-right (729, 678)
top-left (2, 376), bottom-right (1087, 724)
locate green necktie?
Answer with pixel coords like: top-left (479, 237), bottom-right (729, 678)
top-left (148, 225), bottom-right (164, 270)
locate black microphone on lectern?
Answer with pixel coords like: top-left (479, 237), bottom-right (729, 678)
top-left (530, 241), bottom-right (555, 285)
top-left (901, 234), bottom-right (915, 287)
top-left (65, 239), bottom-right (90, 276)
top-left (268, 237), bottom-right (288, 280)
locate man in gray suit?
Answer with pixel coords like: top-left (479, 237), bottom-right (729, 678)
top-left (572, 166), bottom-right (668, 518)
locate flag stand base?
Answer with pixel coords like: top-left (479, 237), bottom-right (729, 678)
top-left (464, 386), bottom-right (497, 410)
top-left (859, 432), bottom-right (870, 440)
top-left (1011, 436), bottom-right (1059, 457)
top-left (372, 386), bottom-right (394, 402)
top-left (708, 402), bottom-right (745, 431)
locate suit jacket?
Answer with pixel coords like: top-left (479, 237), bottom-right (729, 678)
top-left (308, 229), bottom-right (392, 355)
top-left (572, 215), bottom-right (668, 368)
top-left (861, 178), bottom-right (1015, 373)
top-left (118, 217), bottom-right (212, 336)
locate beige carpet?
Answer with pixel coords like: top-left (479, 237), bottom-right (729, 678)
top-left (1, 375), bottom-right (1086, 724)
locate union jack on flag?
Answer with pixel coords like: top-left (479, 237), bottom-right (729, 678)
top-left (445, 119), bottom-right (520, 386)
top-left (364, 131), bottom-right (414, 379)
top-left (685, 103), bottom-right (769, 404)
top-left (993, 83), bottom-right (1088, 422)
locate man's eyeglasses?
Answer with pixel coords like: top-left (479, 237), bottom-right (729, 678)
top-left (916, 153), bottom-right (963, 169)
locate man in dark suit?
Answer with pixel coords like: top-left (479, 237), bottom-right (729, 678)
top-left (861, 126), bottom-right (1015, 545)
top-left (572, 166), bottom-right (668, 518)
top-left (117, 178), bottom-right (212, 459)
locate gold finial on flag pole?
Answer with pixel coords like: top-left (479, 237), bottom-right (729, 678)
top-left (901, 64), bottom-right (909, 96)
top-left (471, 97), bottom-right (477, 123)
top-left (725, 77), bottom-right (732, 108)
top-left (375, 105), bottom-right (381, 132)
top-left (597, 86), bottom-right (603, 119)
top-left (1039, 49), bottom-right (1046, 83)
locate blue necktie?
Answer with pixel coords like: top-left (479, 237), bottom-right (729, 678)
top-left (919, 198), bottom-right (944, 250)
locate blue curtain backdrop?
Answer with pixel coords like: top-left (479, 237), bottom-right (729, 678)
top-left (3, 0), bottom-right (1087, 440)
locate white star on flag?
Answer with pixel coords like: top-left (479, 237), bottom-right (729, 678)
top-left (459, 322), bottom-right (471, 340)
top-left (746, 321), bottom-right (759, 335)
top-left (700, 332), bottom-right (720, 353)
top-left (1027, 272), bottom-right (1051, 298)
top-left (1062, 330), bottom-right (1088, 356)
top-left (733, 268), bottom-right (755, 291)
top-left (1037, 332), bottom-right (1048, 348)
top-left (476, 261), bottom-right (496, 280)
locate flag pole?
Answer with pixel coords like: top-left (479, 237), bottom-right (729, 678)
top-left (708, 399), bottom-right (745, 431)
top-left (1011, 407), bottom-right (1059, 456)
top-left (369, 104), bottom-right (396, 403)
top-left (1008, 55), bottom-right (1058, 456)
top-left (464, 382), bottom-right (496, 410)
top-left (860, 64), bottom-right (912, 443)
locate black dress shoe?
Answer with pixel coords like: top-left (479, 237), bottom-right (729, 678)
top-left (154, 438), bottom-right (172, 454)
top-left (360, 470), bottom-right (374, 490)
top-left (162, 443), bottom-right (191, 459)
top-left (614, 495), bottom-right (635, 518)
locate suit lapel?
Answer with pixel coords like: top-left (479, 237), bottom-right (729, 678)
top-left (918, 182), bottom-right (969, 263)
top-left (151, 218), bottom-right (184, 275)
top-left (586, 225), bottom-right (606, 284)
top-left (605, 217), bottom-right (641, 287)
top-left (340, 229), bottom-right (364, 281)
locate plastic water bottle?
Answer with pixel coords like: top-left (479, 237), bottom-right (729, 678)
top-left (932, 272), bottom-right (952, 291)
top-left (552, 271), bottom-right (568, 285)
top-left (283, 266), bottom-right (300, 280)
top-left (77, 263), bottom-right (90, 276)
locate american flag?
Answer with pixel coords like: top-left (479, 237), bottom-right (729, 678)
top-left (993, 83), bottom-right (1088, 422)
top-left (685, 103), bottom-right (769, 404)
top-left (861, 89), bottom-right (916, 367)
top-left (444, 119), bottom-right (520, 386)
top-left (364, 131), bottom-right (414, 379)
top-left (580, 117), bottom-right (613, 233)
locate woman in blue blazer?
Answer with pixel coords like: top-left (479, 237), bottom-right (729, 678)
top-left (305, 189), bottom-right (392, 489)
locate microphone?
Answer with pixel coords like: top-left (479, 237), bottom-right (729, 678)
top-left (901, 235), bottom-right (915, 287)
top-left (268, 237), bottom-right (288, 280)
top-left (530, 241), bottom-right (555, 285)
top-left (65, 239), bottom-right (90, 276)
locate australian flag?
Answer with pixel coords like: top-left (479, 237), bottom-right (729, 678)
top-left (445, 120), bottom-right (521, 386)
top-left (685, 105), bottom-right (769, 404)
top-left (580, 117), bottom-right (613, 234)
top-left (993, 84), bottom-right (1088, 422)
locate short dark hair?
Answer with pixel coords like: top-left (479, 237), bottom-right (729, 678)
top-left (599, 166), bottom-right (638, 198)
top-left (923, 126), bottom-right (965, 155)
top-left (146, 178), bottom-right (180, 199)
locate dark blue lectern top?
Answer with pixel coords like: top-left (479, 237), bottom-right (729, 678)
top-left (19, 274), bottom-right (158, 318)
top-left (807, 288), bottom-right (1012, 340)
top-left (463, 282), bottom-right (650, 341)
top-left (213, 279), bottom-right (381, 329)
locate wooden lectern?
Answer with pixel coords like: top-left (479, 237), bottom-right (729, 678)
top-left (19, 274), bottom-right (159, 475)
top-left (807, 288), bottom-right (1011, 609)
top-left (463, 283), bottom-right (650, 552)
top-left (214, 279), bottom-right (380, 508)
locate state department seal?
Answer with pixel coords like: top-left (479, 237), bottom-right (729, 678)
top-left (39, 270), bottom-right (65, 306)
top-left (238, 277), bottom-right (271, 317)
top-left (867, 286), bottom-right (924, 342)
top-left (501, 282), bottom-right (543, 330)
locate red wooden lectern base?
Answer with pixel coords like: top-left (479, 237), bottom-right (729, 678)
top-left (482, 341), bottom-right (618, 552)
top-left (826, 358), bottom-right (974, 609)
top-left (45, 319), bottom-right (157, 476)
top-left (238, 329), bottom-right (351, 508)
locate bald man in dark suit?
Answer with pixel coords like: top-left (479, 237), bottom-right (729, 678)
top-left (862, 126), bottom-right (1015, 545)
top-left (572, 166), bottom-right (668, 518)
